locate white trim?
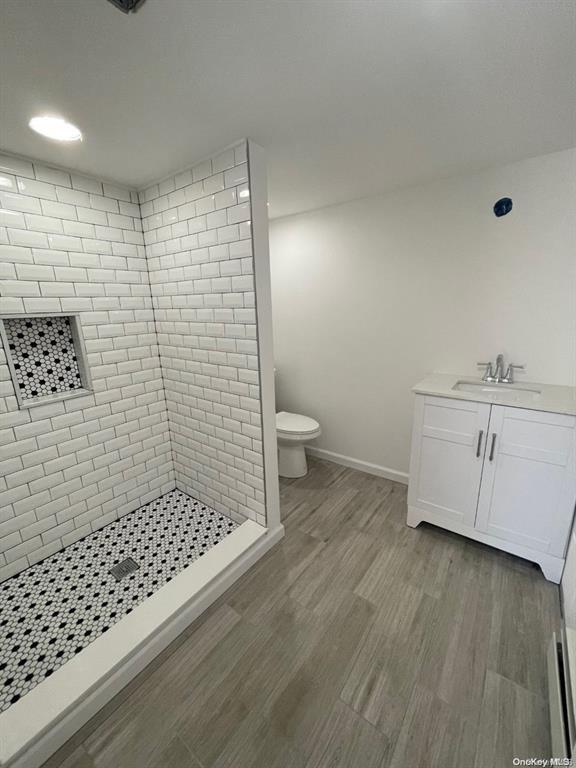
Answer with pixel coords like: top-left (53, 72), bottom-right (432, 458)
top-left (0, 521), bottom-right (284, 768)
top-left (306, 446), bottom-right (409, 485)
top-left (247, 140), bottom-right (281, 530)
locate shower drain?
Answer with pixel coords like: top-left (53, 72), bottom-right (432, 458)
top-left (109, 557), bottom-right (139, 581)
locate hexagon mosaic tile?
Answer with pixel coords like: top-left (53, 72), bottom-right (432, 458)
top-left (3, 315), bottom-right (82, 400)
top-left (0, 490), bottom-right (238, 712)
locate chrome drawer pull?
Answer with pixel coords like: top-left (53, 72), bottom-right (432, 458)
top-left (476, 430), bottom-right (484, 458)
top-left (489, 433), bottom-right (497, 462)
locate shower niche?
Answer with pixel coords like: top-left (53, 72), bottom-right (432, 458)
top-left (0, 313), bottom-right (92, 408)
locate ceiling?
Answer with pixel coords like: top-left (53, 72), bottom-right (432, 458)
top-left (1, 0), bottom-right (574, 218)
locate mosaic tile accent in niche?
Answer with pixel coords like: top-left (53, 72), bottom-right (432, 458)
top-left (3, 315), bottom-right (82, 400)
top-left (0, 489), bottom-right (239, 712)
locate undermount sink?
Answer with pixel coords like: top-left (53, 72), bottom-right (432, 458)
top-left (452, 380), bottom-right (542, 403)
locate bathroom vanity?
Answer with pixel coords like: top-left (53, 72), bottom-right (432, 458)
top-left (407, 374), bottom-right (576, 582)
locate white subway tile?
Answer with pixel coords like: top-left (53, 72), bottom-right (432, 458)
top-left (203, 173), bottom-right (225, 195)
top-left (234, 143), bottom-right (247, 164)
top-left (7, 228), bottom-right (49, 249)
top-left (102, 183), bottom-right (131, 201)
top-left (16, 264), bottom-right (55, 281)
top-left (39, 281), bottom-right (75, 297)
top-left (118, 201), bottom-right (140, 218)
top-left (89, 194), bottom-right (119, 213)
top-left (224, 163), bottom-right (248, 188)
top-left (196, 196), bottom-right (215, 216)
top-left (0, 191), bottom-right (42, 214)
top-left (24, 213), bottom-right (64, 234)
top-left (72, 174), bottom-right (103, 195)
top-left (192, 160), bottom-right (212, 182)
top-left (83, 237), bottom-right (112, 254)
top-left (56, 186), bottom-right (90, 206)
top-left (214, 188), bottom-right (237, 210)
top-left (77, 205), bottom-right (108, 225)
top-left (0, 297), bottom-right (24, 313)
top-left (41, 199), bottom-right (77, 220)
top-left (17, 177), bottom-right (57, 200)
top-left (63, 220), bottom-right (96, 238)
top-left (207, 210), bottom-right (227, 229)
top-left (23, 297), bottom-right (62, 313)
top-left (47, 233), bottom-right (82, 250)
top-left (108, 212), bottom-right (134, 229)
top-left (212, 149), bottom-right (236, 173)
top-left (0, 173), bottom-right (17, 192)
top-left (35, 165), bottom-right (72, 187)
top-left (227, 203), bottom-right (250, 224)
top-left (0, 209), bottom-right (26, 229)
top-left (229, 239), bottom-right (252, 258)
top-left (0, 154), bottom-right (34, 178)
top-left (217, 224), bottom-right (239, 244)
top-left (0, 279), bottom-right (40, 297)
top-left (32, 248), bottom-right (69, 266)
top-left (0, 262), bottom-right (16, 279)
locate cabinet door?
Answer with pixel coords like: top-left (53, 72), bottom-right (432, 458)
top-left (408, 395), bottom-right (491, 527)
top-left (476, 406), bottom-right (576, 557)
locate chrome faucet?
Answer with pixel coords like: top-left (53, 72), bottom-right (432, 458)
top-left (477, 354), bottom-right (525, 384)
top-left (494, 353), bottom-right (505, 382)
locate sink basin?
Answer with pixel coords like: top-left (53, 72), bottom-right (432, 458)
top-left (452, 381), bottom-right (541, 403)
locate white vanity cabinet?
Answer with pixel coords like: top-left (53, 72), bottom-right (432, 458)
top-left (408, 390), bottom-right (576, 583)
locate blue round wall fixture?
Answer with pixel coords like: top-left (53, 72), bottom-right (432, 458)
top-left (494, 197), bottom-right (513, 217)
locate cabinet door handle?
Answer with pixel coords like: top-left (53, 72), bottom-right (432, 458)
top-left (476, 430), bottom-right (484, 458)
top-left (489, 433), bottom-right (497, 462)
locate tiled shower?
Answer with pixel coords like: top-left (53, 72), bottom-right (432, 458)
top-left (0, 141), bottom-right (277, 736)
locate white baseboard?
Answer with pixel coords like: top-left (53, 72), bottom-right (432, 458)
top-left (306, 446), bottom-right (408, 485)
top-left (3, 522), bottom-right (284, 768)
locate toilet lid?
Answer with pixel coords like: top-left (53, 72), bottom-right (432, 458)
top-left (276, 411), bottom-right (320, 435)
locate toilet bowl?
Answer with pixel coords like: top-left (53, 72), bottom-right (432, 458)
top-left (276, 411), bottom-right (321, 478)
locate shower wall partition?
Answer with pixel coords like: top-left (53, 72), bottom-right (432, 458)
top-left (142, 142), bottom-right (267, 527)
top-left (0, 140), bottom-right (279, 584)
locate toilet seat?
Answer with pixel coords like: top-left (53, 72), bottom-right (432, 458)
top-left (276, 411), bottom-right (321, 438)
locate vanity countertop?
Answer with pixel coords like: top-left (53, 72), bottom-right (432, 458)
top-left (413, 373), bottom-right (576, 417)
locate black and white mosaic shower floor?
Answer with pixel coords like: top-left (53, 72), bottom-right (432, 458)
top-left (0, 490), bottom-right (238, 712)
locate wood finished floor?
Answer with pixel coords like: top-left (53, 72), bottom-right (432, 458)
top-left (43, 458), bottom-right (560, 768)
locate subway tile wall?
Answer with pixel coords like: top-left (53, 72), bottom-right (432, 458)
top-left (0, 153), bottom-right (173, 581)
top-left (141, 141), bottom-right (266, 526)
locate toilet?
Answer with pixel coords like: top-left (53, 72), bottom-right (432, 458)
top-left (276, 411), bottom-right (321, 478)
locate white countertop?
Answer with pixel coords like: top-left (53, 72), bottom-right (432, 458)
top-left (413, 373), bottom-right (576, 416)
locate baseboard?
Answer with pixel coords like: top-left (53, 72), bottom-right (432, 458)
top-left (3, 522), bottom-right (285, 768)
top-left (306, 446), bottom-right (408, 485)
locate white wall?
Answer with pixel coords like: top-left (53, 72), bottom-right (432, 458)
top-left (270, 149), bottom-right (576, 477)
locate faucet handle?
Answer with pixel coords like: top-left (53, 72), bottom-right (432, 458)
top-left (502, 364), bottom-right (525, 384)
top-left (477, 362), bottom-right (494, 381)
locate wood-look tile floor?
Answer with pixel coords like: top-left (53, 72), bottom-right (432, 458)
top-left (43, 458), bottom-right (560, 768)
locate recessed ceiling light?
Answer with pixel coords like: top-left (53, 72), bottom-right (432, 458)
top-left (29, 115), bottom-right (82, 142)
